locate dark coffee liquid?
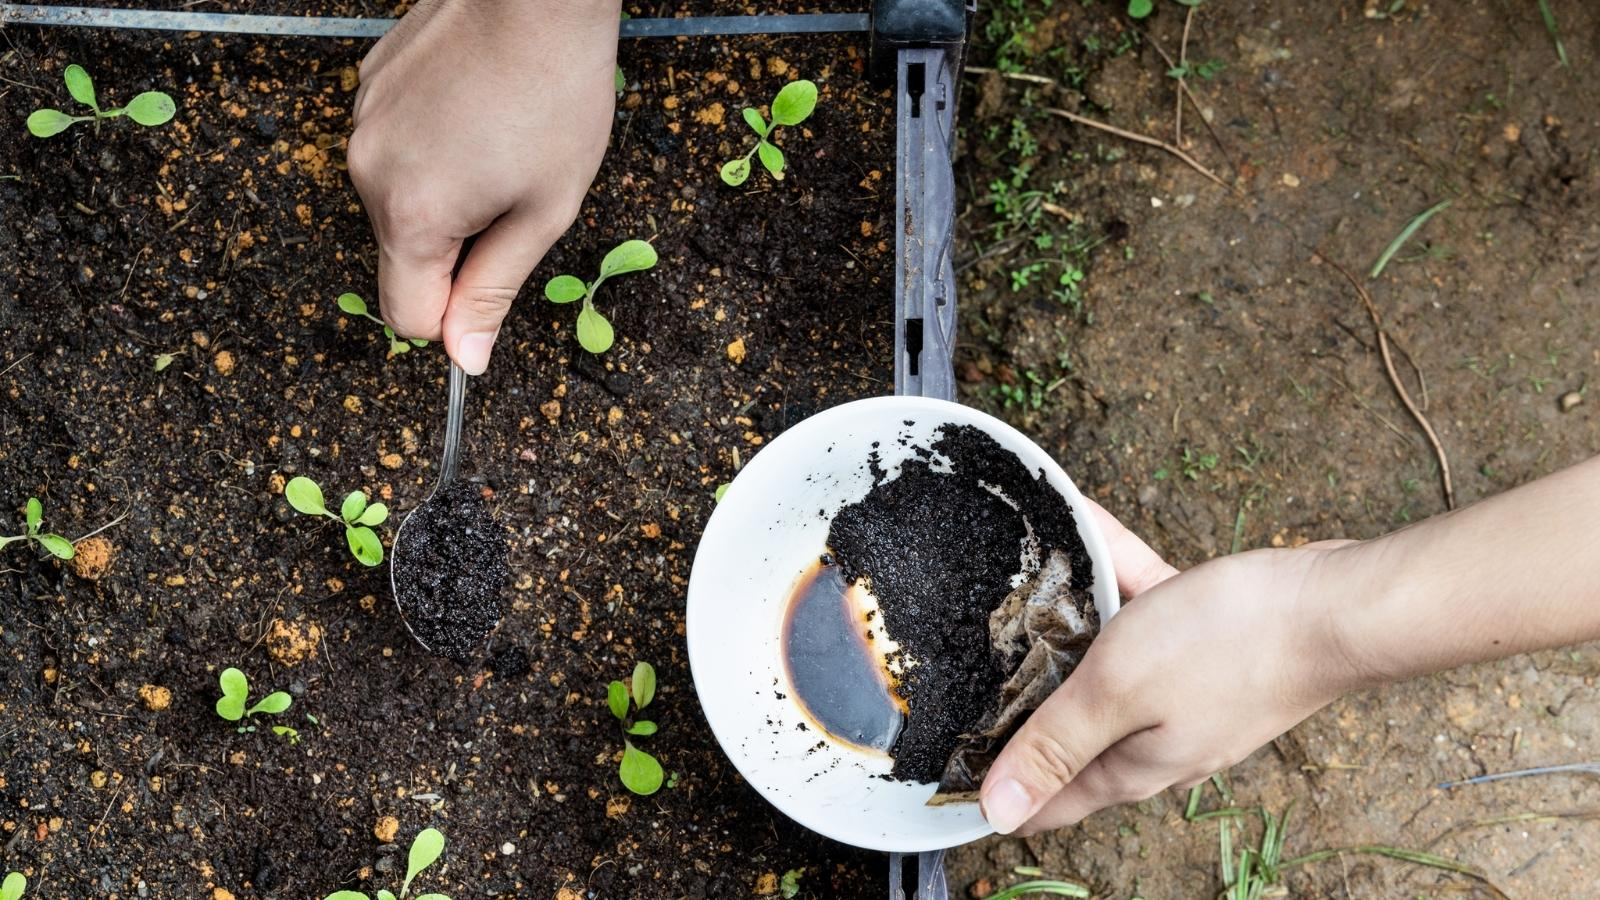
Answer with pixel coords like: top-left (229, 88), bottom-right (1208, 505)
top-left (781, 556), bottom-right (906, 753)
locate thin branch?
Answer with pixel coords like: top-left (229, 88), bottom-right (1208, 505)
top-left (1175, 5), bottom-right (1195, 147)
top-left (1140, 28), bottom-right (1240, 177)
top-left (69, 508), bottom-right (130, 545)
top-left (1317, 253), bottom-right (1457, 510)
top-left (963, 65), bottom-right (1055, 85)
top-left (1045, 107), bottom-right (1240, 195)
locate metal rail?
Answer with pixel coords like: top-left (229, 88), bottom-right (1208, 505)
top-left (0, 4), bottom-right (869, 38)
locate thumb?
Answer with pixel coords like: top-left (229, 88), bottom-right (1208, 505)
top-left (980, 660), bottom-right (1140, 834)
top-left (441, 211), bottom-right (554, 375)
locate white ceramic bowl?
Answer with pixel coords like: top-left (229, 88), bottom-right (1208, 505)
top-left (686, 396), bottom-right (1119, 852)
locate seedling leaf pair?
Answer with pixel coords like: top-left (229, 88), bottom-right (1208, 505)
top-left (1, 872), bottom-right (25, 900)
top-left (0, 497), bottom-right (76, 560)
top-left (337, 293), bottom-right (430, 355)
top-left (285, 475), bottom-right (388, 566)
top-left (215, 667), bottom-right (293, 733)
top-left (721, 80), bottom-right (818, 186)
top-left (607, 662), bottom-right (665, 794)
top-left (28, 64), bottom-right (175, 138)
top-left (544, 240), bottom-right (657, 354)
top-left (323, 828), bottom-right (451, 900)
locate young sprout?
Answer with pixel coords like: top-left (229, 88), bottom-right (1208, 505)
top-left (324, 827), bottom-right (451, 900)
top-left (1, 873), bottom-right (25, 900)
top-left (721, 80), bottom-right (818, 186)
top-left (608, 661), bottom-right (664, 795)
top-left (1, 498), bottom-right (75, 560)
top-left (337, 293), bottom-right (429, 355)
top-left (544, 240), bottom-right (657, 354)
top-left (284, 476), bottom-right (388, 566)
top-left (27, 64), bottom-right (175, 138)
top-left (215, 667), bottom-right (293, 734)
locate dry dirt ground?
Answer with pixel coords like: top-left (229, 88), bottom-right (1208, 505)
top-left (947, 1), bottom-right (1600, 897)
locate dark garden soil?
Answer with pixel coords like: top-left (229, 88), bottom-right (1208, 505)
top-left (1, 2), bottom-right (896, 897)
top-left (6, 0), bottom-right (1600, 898)
top-left (393, 481), bottom-right (510, 663)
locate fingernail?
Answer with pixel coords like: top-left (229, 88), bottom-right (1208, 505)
top-left (980, 778), bottom-right (1033, 834)
top-left (456, 331), bottom-right (496, 376)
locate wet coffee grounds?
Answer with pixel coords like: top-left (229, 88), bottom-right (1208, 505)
top-left (392, 482), bottom-right (510, 662)
top-left (826, 424), bottom-right (1092, 783)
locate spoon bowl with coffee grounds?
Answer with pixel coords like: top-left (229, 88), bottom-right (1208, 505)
top-left (390, 361), bottom-right (509, 661)
top-left (687, 396), bottom-right (1120, 852)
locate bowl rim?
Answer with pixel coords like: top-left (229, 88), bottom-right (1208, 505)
top-left (687, 395), bottom-right (1120, 852)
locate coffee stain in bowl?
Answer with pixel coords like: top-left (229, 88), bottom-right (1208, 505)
top-left (781, 554), bottom-right (906, 753)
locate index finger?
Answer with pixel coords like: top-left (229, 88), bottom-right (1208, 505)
top-left (1082, 496), bottom-right (1179, 599)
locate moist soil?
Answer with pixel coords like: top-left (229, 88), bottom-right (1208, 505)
top-left (826, 424), bottom-right (1091, 784)
top-left (392, 481), bottom-right (509, 663)
top-left (6, 0), bottom-right (1600, 898)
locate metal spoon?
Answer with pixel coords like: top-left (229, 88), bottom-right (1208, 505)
top-left (390, 359), bottom-right (467, 653)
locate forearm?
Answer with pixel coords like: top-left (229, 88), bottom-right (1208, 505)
top-left (1322, 454), bottom-right (1600, 688)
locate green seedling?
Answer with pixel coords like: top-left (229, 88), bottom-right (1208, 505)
top-left (779, 869), bottom-right (804, 899)
top-left (284, 476), bottom-right (388, 566)
top-left (544, 240), bottom-right (657, 354)
top-left (1, 497), bottom-right (76, 560)
top-left (1, 873), bottom-right (25, 900)
top-left (337, 293), bottom-right (429, 355)
top-left (608, 661), bottom-right (664, 795)
top-left (27, 64), bottom-right (175, 138)
top-left (721, 79), bottom-right (818, 186)
top-left (325, 827), bottom-right (451, 900)
top-left (215, 667), bottom-right (292, 733)
top-left (1128, 0), bottom-right (1201, 18)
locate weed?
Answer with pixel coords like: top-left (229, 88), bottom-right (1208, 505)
top-left (325, 827), bottom-right (451, 900)
top-left (608, 661), bottom-right (664, 795)
top-left (779, 868), bottom-right (804, 899)
top-left (1234, 437), bottom-right (1268, 472)
top-left (544, 240), bottom-right (657, 354)
top-left (995, 368), bottom-right (1066, 411)
top-left (1, 497), bottom-right (75, 560)
top-left (1, 873), bottom-right (24, 900)
top-left (215, 667), bottom-right (292, 733)
top-left (1370, 199), bottom-right (1451, 279)
top-left (1537, 0), bottom-right (1568, 67)
top-left (284, 476), bottom-right (388, 566)
top-left (337, 293), bottom-right (428, 355)
top-left (1167, 58), bottom-right (1225, 80)
top-left (721, 80), bottom-right (818, 186)
top-left (983, 880), bottom-right (1089, 899)
top-left (1128, 0), bottom-right (1202, 19)
top-left (1181, 447), bottom-right (1220, 480)
top-left (28, 64), bottom-right (174, 138)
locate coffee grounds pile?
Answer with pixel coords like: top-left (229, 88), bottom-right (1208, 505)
top-left (826, 424), bottom-right (1092, 783)
top-left (392, 482), bottom-right (509, 662)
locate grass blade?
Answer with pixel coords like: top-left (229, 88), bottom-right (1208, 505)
top-left (1284, 845), bottom-right (1507, 898)
top-left (1370, 199), bottom-right (1451, 279)
top-left (1537, 0), bottom-right (1569, 67)
top-left (983, 880), bottom-right (1090, 899)
top-left (1219, 819), bottom-right (1234, 886)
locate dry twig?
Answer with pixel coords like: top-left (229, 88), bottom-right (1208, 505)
top-left (1139, 31), bottom-right (1240, 177)
top-left (1045, 106), bottom-right (1240, 195)
top-left (1175, 5), bottom-right (1195, 147)
top-left (1318, 253), bottom-right (1457, 510)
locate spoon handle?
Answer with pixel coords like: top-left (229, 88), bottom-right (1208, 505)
top-left (438, 360), bottom-right (466, 488)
